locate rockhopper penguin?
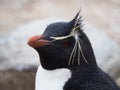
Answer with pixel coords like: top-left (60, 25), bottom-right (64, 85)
top-left (28, 11), bottom-right (120, 90)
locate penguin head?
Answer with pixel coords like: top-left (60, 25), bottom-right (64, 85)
top-left (28, 11), bottom-right (95, 70)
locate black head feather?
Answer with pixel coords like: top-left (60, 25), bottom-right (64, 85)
top-left (34, 11), bottom-right (96, 70)
top-left (68, 10), bottom-right (83, 30)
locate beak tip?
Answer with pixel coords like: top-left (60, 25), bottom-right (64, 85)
top-left (27, 41), bottom-right (31, 46)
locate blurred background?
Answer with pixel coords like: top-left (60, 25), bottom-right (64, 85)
top-left (0, 0), bottom-right (120, 90)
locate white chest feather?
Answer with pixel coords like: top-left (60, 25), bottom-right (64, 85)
top-left (35, 66), bottom-right (71, 90)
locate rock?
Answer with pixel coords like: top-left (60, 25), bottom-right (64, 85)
top-left (0, 67), bottom-right (36, 90)
top-left (0, 19), bottom-right (120, 88)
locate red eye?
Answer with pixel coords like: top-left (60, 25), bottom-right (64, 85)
top-left (62, 42), bottom-right (68, 48)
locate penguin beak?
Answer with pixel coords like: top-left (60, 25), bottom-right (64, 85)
top-left (28, 35), bottom-right (51, 48)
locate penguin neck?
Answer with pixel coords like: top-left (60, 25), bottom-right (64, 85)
top-left (69, 57), bottom-right (98, 70)
top-left (39, 54), bottom-right (98, 71)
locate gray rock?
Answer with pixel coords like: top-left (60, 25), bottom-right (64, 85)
top-left (0, 19), bottom-right (120, 80)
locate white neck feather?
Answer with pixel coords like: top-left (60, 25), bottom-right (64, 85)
top-left (35, 65), bottom-right (71, 90)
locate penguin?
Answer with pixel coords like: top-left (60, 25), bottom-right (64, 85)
top-left (28, 11), bottom-right (120, 90)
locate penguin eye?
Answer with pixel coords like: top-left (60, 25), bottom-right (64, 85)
top-left (62, 42), bottom-right (68, 48)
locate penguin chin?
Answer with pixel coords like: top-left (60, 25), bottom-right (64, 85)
top-left (35, 45), bottom-right (69, 70)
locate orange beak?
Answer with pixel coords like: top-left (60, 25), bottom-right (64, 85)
top-left (27, 35), bottom-right (51, 48)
